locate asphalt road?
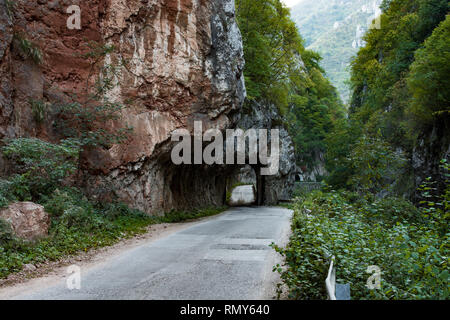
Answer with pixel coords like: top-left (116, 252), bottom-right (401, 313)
top-left (6, 206), bottom-right (293, 300)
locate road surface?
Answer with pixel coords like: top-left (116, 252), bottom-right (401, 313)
top-left (1, 206), bottom-right (292, 300)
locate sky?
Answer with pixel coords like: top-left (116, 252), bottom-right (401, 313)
top-left (281, 0), bottom-right (304, 7)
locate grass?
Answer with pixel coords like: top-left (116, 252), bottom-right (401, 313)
top-left (277, 202), bottom-right (295, 210)
top-left (0, 189), bottom-right (228, 279)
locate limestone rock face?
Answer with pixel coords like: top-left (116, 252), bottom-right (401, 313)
top-left (0, 0), bottom-right (246, 214)
top-left (412, 118), bottom-right (450, 200)
top-left (0, 0), bottom-right (297, 212)
top-left (233, 100), bottom-right (297, 205)
top-left (0, 202), bottom-right (50, 240)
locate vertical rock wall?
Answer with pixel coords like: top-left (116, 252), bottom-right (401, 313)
top-left (0, 0), bottom-right (296, 214)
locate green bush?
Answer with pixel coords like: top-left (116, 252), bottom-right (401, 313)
top-left (348, 135), bottom-right (407, 194)
top-left (273, 191), bottom-right (449, 300)
top-left (2, 138), bottom-right (79, 200)
top-left (0, 175), bottom-right (32, 206)
top-left (0, 219), bottom-right (15, 246)
top-left (363, 197), bottom-right (423, 226)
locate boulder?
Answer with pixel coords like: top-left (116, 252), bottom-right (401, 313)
top-left (228, 185), bottom-right (256, 207)
top-left (0, 202), bottom-right (50, 240)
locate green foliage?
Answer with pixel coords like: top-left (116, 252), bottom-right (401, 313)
top-left (0, 175), bottom-right (32, 205)
top-left (236, 0), bottom-right (345, 169)
top-left (0, 179), bottom-right (14, 208)
top-left (0, 219), bottom-right (14, 246)
top-left (236, 0), bottom-right (304, 111)
top-left (14, 34), bottom-right (43, 65)
top-left (53, 41), bottom-right (132, 148)
top-left (349, 0), bottom-right (448, 146)
top-left (348, 134), bottom-right (407, 193)
top-left (290, 0), bottom-right (383, 103)
top-left (2, 138), bottom-right (79, 200)
top-left (324, 118), bottom-right (361, 189)
top-left (273, 190), bottom-right (449, 300)
top-left (30, 100), bottom-right (48, 124)
top-left (407, 15), bottom-right (450, 127)
top-left (160, 207), bottom-right (227, 223)
top-left (417, 159), bottom-right (450, 236)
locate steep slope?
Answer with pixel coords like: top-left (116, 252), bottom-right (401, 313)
top-left (236, 0), bottom-right (345, 182)
top-left (324, 0), bottom-right (449, 198)
top-left (0, 0), bottom-right (298, 213)
top-left (291, 0), bottom-right (382, 103)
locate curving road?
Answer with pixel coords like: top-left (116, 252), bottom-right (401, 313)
top-left (2, 207), bottom-right (293, 300)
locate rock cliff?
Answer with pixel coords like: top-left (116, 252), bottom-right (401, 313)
top-left (230, 100), bottom-right (297, 205)
top-left (0, 0), bottom-right (295, 214)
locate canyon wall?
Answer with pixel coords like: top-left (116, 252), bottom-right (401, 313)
top-left (0, 0), bottom-right (295, 214)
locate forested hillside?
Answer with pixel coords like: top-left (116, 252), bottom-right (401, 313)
top-left (275, 0), bottom-right (449, 300)
top-left (291, 0), bottom-right (382, 103)
top-left (236, 0), bottom-right (345, 176)
top-left (329, 0), bottom-right (450, 198)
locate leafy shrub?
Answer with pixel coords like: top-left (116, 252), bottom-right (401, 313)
top-left (43, 189), bottom-right (79, 218)
top-left (2, 138), bottom-right (79, 199)
top-left (363, 197), bottom-right (423, 226)
top-left (417, 159), bottom-right (450, 236)
top-left (59, 206), bottom-right (111, 232)
top-left (273, 191), bottom-right (449, 300)
top-left (348, 135), bottom-right (407, 194)
top-left (0, 180), bottom-right (13, 208)
top-left (0, 219), bottom-right (15, 245)
top-left (407, 15), bottom-right (450, 126)
top-left (0, 175), bottom-right (31, 205)
top-left (100, 202), bottom-right (149, 221)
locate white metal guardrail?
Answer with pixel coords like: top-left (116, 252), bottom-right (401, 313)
top-left (325, 256), bottom-right (337, 300)
top-left (325, 255), bottom-right (351, 300)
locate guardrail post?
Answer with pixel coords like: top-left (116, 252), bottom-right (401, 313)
top-left (325, 256), bottom-right (336, 300)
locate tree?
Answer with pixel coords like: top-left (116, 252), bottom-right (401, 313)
top-left (348, 134), bottom-right (406, 194)
top-left (407, 15), bottom-right (450, 127)
top-left (236, 0), bottom-right (345, 171)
